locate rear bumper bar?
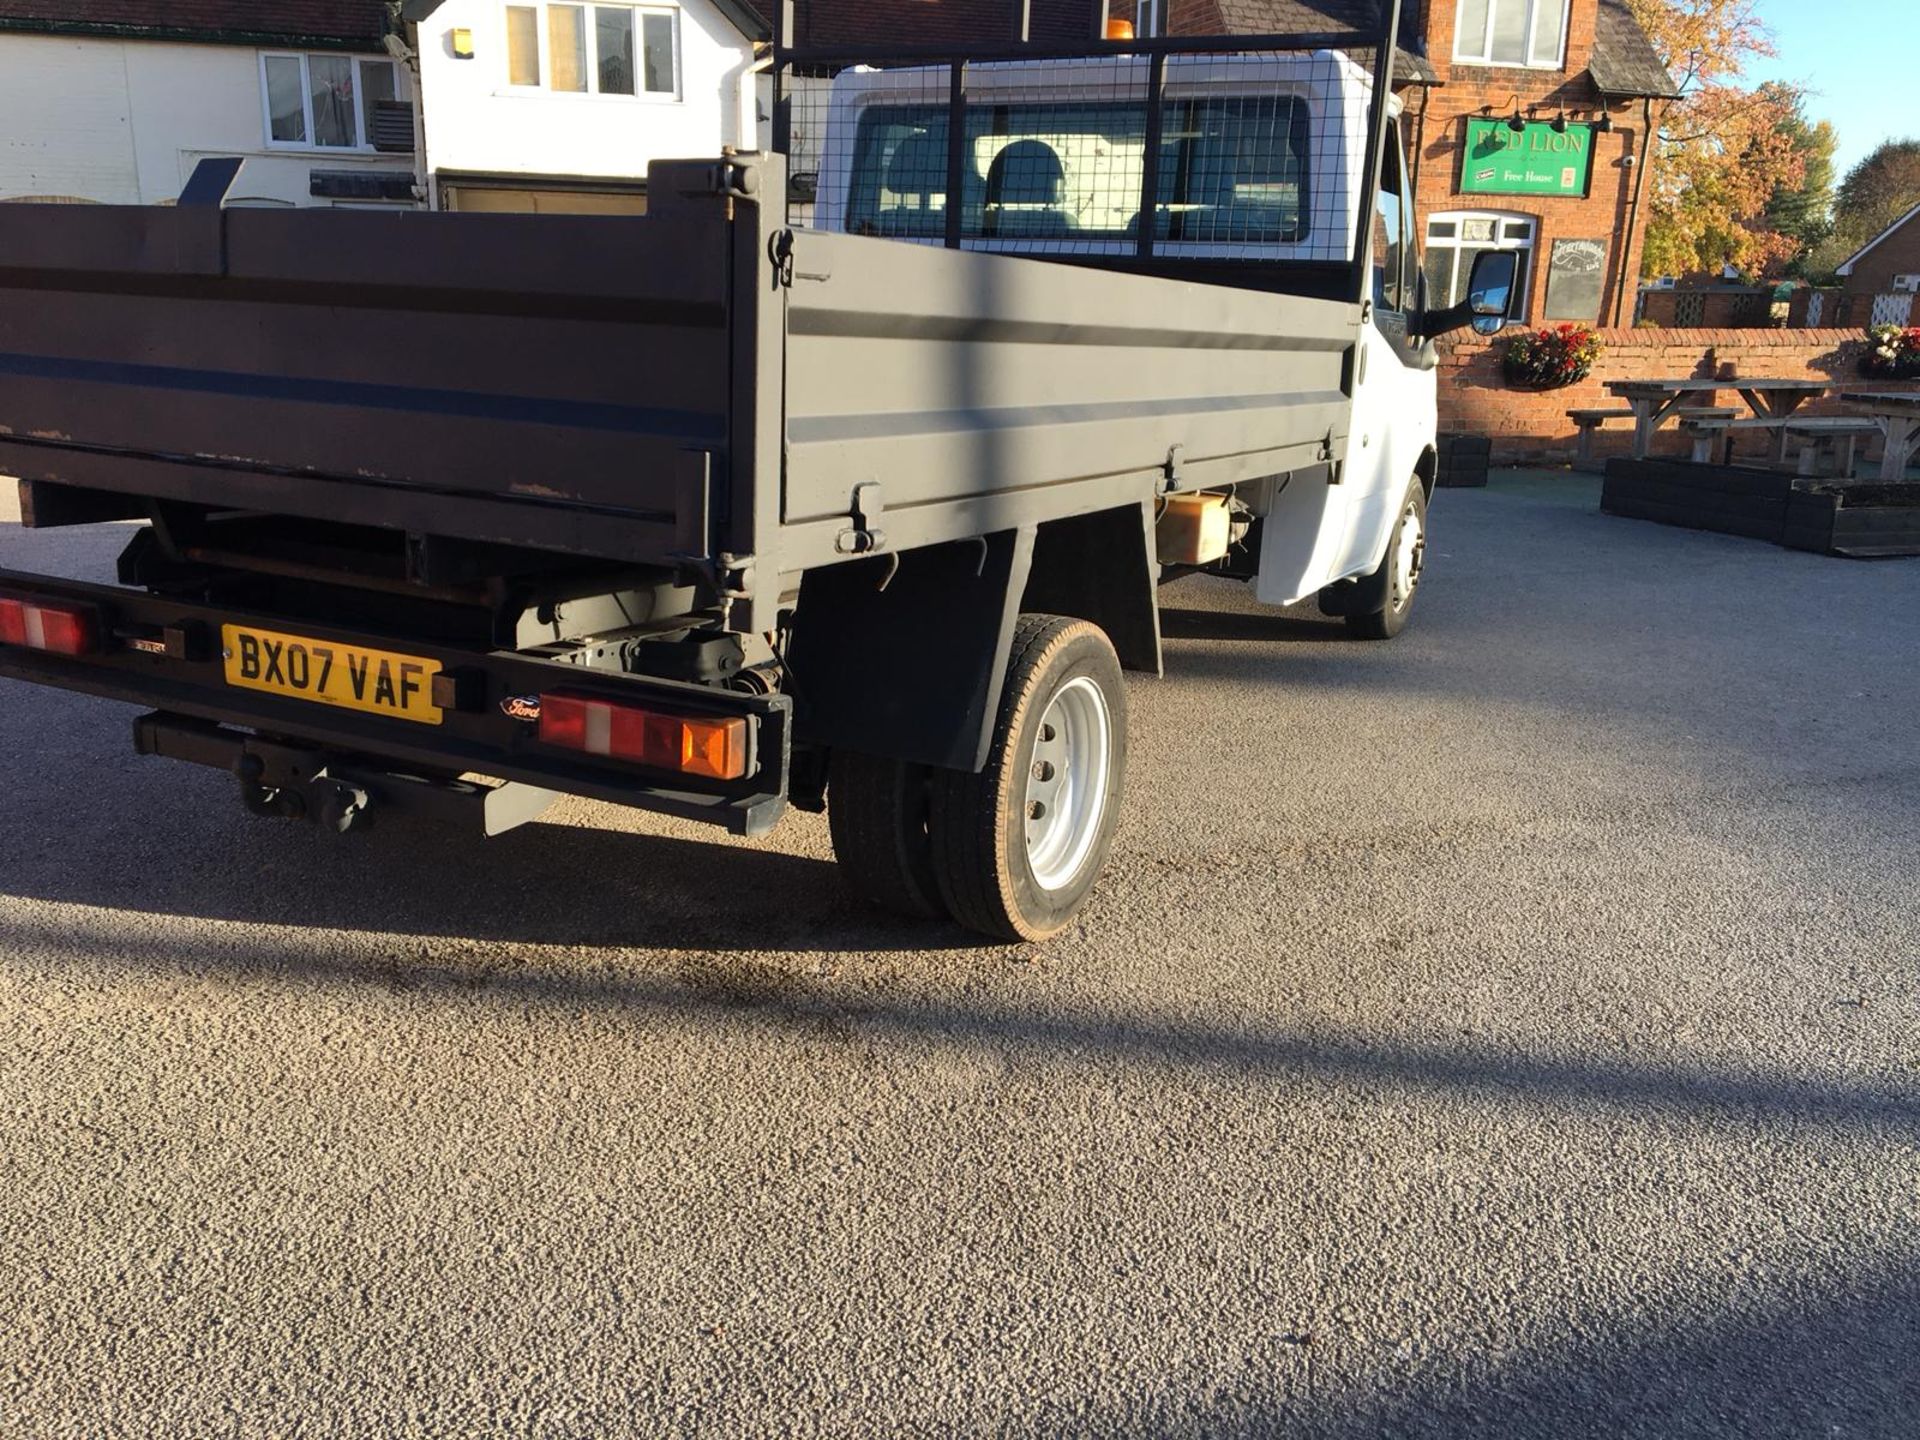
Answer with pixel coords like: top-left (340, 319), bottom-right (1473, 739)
top-left (0, 567), bottom-right (791, 836)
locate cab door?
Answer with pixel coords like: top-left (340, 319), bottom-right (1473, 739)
top-left (1334, 116), bottom-right (1437, 577)
top-left (1255, 115), bottom-right (1437, 605)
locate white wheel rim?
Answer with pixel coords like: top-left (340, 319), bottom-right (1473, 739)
top-left (1390, 500), bottom-right (1424, 613)
top-left (1023, 675), bottom-right (1112, 892)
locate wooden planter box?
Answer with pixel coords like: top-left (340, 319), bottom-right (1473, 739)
top-left (1602, 459), bottom-right (1920, 556)
top-left (1436, 432), bottom-right (1491, 489)
top-left (1785, 483), bottom-right (1920, 557)
top-left (1601, 458), bottom-right (1791, 543)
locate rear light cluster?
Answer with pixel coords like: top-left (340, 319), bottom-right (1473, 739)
top-left (538, 693), bottom-right (749, 781)
top-left (0, 596), bottom-right (97, 656)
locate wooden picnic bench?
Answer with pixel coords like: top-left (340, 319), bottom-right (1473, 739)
top-left (1675, 413), bottom-right (1880, 474)
top-left (1839, 392), bottom-right (1920, 479)
top-left (1677, 414), bottom-right (1790, 465)
top-left (1782, 416), bottom-right (1881, 477)
top-left (1567, 408), bottom-right (1633, 467)
top-left (1605, 378), bottom-right (1834, 460)
top-left (1569, 405), bottom-right (1736, 467)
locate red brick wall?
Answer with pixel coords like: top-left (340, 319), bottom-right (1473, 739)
top-left (1435, 327), bottom-right (1916, 465)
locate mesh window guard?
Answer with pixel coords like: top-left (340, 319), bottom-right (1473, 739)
top-left (773, 2), bottom-right (1399, 290)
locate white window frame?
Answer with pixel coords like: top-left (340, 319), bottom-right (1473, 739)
top-left (259, 52), bottom-right (402, 152)
top-left (501, 3), bottom-right (683, 102)
top-left (1133, 0), bottom-right (1164, 38)
top-left (1452, 0), bottom-right (1569, 69)
top-left (1426, 210), bottom-right (1535, 325)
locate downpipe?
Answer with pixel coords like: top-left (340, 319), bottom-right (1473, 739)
top-left (733, 46), bottom-right (774, 152)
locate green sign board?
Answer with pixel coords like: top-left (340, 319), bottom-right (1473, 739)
top-left (1459, 118), bottom-right (1595, 198)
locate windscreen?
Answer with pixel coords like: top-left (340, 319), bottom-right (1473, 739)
top-left (842, 95), bottom-right (1311, 246)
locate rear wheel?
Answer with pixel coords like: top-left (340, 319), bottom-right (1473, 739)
top-left (929, 615), bottom-right (1127, 942)
top-left (829, 750), bottom-right (946, 919)
top-left (1344, 479), bottom-right (1427, 640)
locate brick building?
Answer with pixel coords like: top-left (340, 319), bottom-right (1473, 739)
top-left (1406, 0), bottom-right (1675, 328)
top-left (1828, 202), bottom-right (1920, 330)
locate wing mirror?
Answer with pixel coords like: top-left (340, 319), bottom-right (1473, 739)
top-left (1415, 248), bottom-right (1519, 340)
top-left (1465, 249), bottom-right (1517, 336)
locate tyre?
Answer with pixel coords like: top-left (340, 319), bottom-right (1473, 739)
top-left (928, 615), bottom-right (1127, 943)
top-left (829, 750), bottom-right (947, 919)
top-left (1344, 478), bottom-right (1428, 640)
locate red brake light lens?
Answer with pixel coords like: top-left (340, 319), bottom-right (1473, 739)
top-left (538, 693), bottom-right (749, 781)
top-left (0, 596), bottom-right (98, 656)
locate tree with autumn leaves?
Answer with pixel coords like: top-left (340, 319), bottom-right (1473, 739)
top-left (1629, 0), bottom-right (1835, 280)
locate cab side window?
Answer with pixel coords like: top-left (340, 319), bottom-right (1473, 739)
top-left (1372, 121), bottom-right (1412, 314)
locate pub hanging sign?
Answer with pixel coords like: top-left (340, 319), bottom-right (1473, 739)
top-left (1459, 118), bottom-right (1596, 198)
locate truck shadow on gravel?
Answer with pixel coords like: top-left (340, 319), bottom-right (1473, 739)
top-left (0, 802), bottom-right (996, 956)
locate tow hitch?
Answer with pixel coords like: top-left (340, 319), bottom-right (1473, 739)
top-left (135, 712), bottom-right (558, 837)
top-left (234, 752), bottom-right (372, 833)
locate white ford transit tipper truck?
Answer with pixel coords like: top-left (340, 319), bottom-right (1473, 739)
top-left (0, 0), bottom-right (1512, 939)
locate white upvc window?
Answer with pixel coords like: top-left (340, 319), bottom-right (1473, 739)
top-left (261, 53), bottom-right (401, 150)
top-left (504, 3), bottom-right (682, 98)
top-left (1453, 0), bottom-right (1568, 68)
top-left (1425, 211), bottom-right (1535, 323)
top-left (1133, 0), bottom-right (1164, 38)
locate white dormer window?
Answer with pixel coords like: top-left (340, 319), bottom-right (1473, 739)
top-left (504, 4), bottom-right (681, 98)
top-left (261, 53), bottom-right (401, 150)
top-left (1454, 0), bottom-right (1568, 68)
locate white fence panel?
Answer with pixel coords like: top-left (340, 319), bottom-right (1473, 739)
top-left (1870, 292), bottom-right (1914, 327)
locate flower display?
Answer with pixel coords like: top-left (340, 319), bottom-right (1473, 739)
top-left (1502, 323), bottom-right (1603, 390)
top-left (1860, 324), bottom-right (1920, 380)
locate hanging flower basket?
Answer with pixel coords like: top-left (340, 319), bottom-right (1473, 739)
top-left (1502, 323), bottom-right (1603, 390)
top-left (1860, 323), bottom-right (1920, 379)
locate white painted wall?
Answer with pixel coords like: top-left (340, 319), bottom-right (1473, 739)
top-left (413, 0), bottom-right (765, 191)
top-left (0, 34), bottom-right (139, 202)
top-left (0, 32), bottom-right (413, 207)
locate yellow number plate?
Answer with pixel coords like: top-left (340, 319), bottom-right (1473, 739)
top-left (220, 625), bottom-right (443, 726)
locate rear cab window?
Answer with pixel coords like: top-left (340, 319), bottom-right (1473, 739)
top-left (844, 95), bottom-right (1312, 249)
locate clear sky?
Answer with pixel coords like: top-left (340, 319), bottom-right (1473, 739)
top-left (1745, 0), bottom-right (1913, 183)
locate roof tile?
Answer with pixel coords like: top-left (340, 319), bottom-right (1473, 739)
top-left (1589, 0), bottom-right (1679, 98)
top-left (0, 1), bottom-right (389, 46)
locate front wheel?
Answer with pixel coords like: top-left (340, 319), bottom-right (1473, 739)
top-left (929, 615), bottom-right (1127, 942)
top-left (1343, 479), bottom-right (1428, 640)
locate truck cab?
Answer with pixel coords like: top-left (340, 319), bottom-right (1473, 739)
top-left (808, 51), bottom-right (1463, 619)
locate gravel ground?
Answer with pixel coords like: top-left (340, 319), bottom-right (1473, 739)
top-left (1, 471), bottom-right (1916, 1439)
